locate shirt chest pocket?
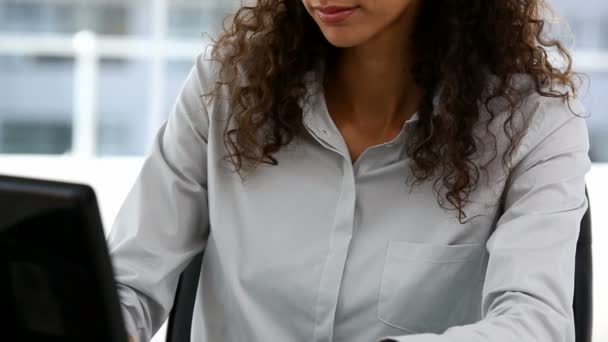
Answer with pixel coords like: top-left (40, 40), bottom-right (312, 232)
top-left (377, 241), bottom-right (485, 334)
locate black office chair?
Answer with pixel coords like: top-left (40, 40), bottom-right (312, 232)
top-left (166, 253), bottom-right (203, 342)
top-left (165, 189), bottom-right (594, 342)
top-left (574, 187), bottom-right (593, 342)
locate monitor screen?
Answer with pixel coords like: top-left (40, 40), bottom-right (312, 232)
top-left (0, 175), bottom-right (128, 342)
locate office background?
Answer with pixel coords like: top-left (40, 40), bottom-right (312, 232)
top-left (0, 0), bottom-right (605, 341)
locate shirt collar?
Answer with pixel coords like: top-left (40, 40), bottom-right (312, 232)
top-left (301, 65), bottom-right (423, 140)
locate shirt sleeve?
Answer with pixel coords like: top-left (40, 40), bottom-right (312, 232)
top-left (106, 52), bottom-right (213, 342)
top-left (379, 97), bottom-right (591, 342)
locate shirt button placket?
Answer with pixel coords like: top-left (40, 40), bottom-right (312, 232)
top-left (312, 160), bottom-right (357, 342)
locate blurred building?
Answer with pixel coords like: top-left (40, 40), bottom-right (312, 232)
top-left (0, 0), bottom-right (607, 160)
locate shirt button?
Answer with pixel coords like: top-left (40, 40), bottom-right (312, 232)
top-left (321, 129), bottom-right (328, 136)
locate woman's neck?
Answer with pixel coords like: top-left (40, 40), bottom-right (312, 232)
top-left (324, 2), bottom-right (422, 130)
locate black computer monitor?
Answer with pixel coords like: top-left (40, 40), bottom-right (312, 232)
top-left (0, 175), bottom-right (128, 342)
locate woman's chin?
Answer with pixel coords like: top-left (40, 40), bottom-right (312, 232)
top-left (321, 31), bottom-right (370, 49)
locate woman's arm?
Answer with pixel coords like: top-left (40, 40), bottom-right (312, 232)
top-left (107, 53), bottom-right (213, 342)
top-left (379, 97), bottom-right (591, 342)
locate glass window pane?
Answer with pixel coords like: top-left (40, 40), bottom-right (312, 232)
top-left (165, 60), bottom-right (194, 116)
top-left (97, 59), bottom-right (151, 156)
top-left (0, 0), bottom-right (151, 37)
top-left (168, 0), bottom-right (242, 39)
top-left (0, 53), bottom-right (74, 154)
top-left (550, 0), bottom-right (608, 162)
top-left (580, 72), bottom-right (608, 162)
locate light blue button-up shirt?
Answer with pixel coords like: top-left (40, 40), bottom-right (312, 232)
top-left (107, 51), bottom-right (591, 342)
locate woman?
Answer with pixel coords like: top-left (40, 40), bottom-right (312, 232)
top-left (109, 0), bottom-right (590, 341)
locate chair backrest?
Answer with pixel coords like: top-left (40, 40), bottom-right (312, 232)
top-left (165, 189), bottom-right (593, 342)
top-left (574, 187), bottom-right (593, 342)
top-left (166, 253), bottom-right (202, 342)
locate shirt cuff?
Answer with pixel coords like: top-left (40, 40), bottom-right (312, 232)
top-left (120, 305), bottom-right (139, 342)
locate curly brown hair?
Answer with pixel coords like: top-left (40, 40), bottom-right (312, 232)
top-left (207, 0), bottom-right (580, 222)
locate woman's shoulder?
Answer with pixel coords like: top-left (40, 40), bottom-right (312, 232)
top-left (190, 45), bottom-right (224, 96)
top-left (516, 80), bottom-right (587, 156)
top-left (475, 75), bottom-right (589, 177)
top-left (184, 45), bottom-right (234, 122)
top-left (482, 74), bottom-right (586, 140)
top-left (164, 45), bottom-right (233, 143)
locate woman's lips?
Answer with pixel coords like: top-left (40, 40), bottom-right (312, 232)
top-left (315, 6), bottom-right (358, 24)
